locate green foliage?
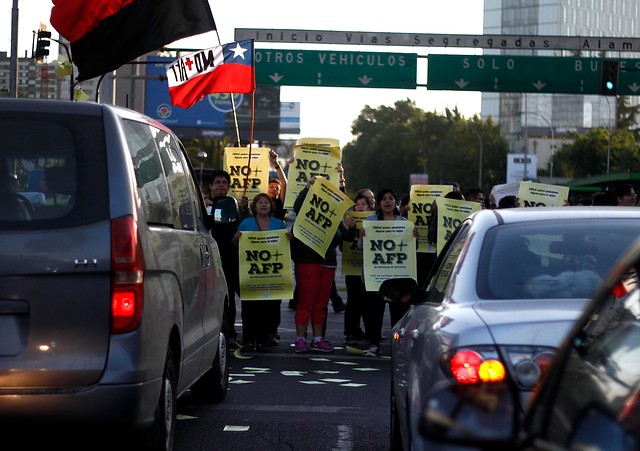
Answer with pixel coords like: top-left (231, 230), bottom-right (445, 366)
top-left (342, 100), bottom-right (509, 196)
top-left (553, 128), bottom-right (640, 178)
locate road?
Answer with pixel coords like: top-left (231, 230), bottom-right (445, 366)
top-left (174, 264), bottom-right (395, 450)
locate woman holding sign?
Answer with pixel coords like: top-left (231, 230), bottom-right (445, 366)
top-left (234, 193), bottom-right (291, 353)
top-left (358, 188), bottom-right (419, 357)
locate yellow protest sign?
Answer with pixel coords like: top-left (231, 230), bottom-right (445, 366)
top-left (284, 143), bottom-right (342, 209)
top-left (362, 221), bottom-right (417, 292)
top-left (517, 181), bottom-right (569, 207)
top-left (223, 147), bottom-right (270, 201)
top-left (434, 198), bottom-right (482, 255)
top-left (409, 184), bottom-right (454, 254)
top-left (341, 210), bottom-right (371, 276)
top-left (238, 230), bottom-right (293, 301)
top-left (292, 177), bottom-right (353, 258)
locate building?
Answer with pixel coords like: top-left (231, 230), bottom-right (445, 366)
top-left (482, 0), bottom-right (640, 178)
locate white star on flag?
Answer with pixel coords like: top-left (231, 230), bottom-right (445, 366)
top-left (230, 43), bottom-right (249, 59)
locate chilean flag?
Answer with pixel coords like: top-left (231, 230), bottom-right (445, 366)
top-left (50, 0), bottom-right (216, 82)
top-left (166, 39), bottom-right (256, 109)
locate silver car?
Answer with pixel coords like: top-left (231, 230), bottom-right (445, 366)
top-left (381, 207), bottom-right (640, 451)
top-left (0, 99), bottom-right (230, 451)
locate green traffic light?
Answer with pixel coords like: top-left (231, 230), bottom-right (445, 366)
top-left (606, 81), bottom-right (614, 90)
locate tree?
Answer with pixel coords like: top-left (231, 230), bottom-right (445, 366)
top-left (342, 100), bottom-right (509, 196)
top-left (552, 128), bottom-right (640, 178)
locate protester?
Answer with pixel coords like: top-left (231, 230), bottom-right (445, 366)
top-left (342, 191), bottom-right (373, 344)
top-left (612, 183), bottom-right (637, 206)
top-left (291, 175), bottom-right (348, 353)
top-left (205, 170), bottom-right (250, 348)
top-left (234, 193), bottom-right (291, 353)
top-left (268, 149), bottom-right (288, 220)
top-left (358, 188), bottom-right (419, 357)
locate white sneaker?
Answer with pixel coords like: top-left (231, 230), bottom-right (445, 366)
top-left (363, 345), bottom-right (380, 357)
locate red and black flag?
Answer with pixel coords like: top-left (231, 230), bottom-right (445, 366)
top-left (50, 0), bottom-right (216, 82)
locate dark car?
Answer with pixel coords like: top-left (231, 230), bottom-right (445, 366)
top-left (381, 207), bottom-right (640, 451)
top-left (417, 227), bottom-right (640, 451)
top-left (0, 99), bottom-right (232, 451)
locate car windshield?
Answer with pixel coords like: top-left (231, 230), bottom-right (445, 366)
top-left (477, 220), bottom-right (640, 300)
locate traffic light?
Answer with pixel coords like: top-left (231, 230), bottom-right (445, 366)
top-left (600, 59), bottom-right (619, 96)
top-left (34, 30), bottom-right (52, 64)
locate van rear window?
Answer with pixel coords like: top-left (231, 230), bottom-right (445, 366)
top-left (0, 113), bottom-right (109, 228)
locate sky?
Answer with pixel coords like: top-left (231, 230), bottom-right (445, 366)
top-left (3, 0), bottom-right (484, 147)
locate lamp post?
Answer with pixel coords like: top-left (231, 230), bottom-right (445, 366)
top-left (197, 151), bottom-right (208, 190)
top-left (468, 127), bottom-right (483, 188)
top-left (518, 110), bottom-right (554, 178)
top-left (605, 97), bottom-right (613, 174)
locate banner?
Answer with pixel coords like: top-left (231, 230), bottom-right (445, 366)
top-left (434, 198), bottom-right (482, 255)
top-left (362, 221), bottom-right (417, 292)
top-left (517, 181), bottom-right (570, 207)
top-left (238, 230), bottom-right (293, 301)
top-left (223, 147), bottom-right (270, 200)
top-left (292, 177), bottom-right (353, 258)
top-left (341, 210), bottom-right (371, 276)
top-left (284, 143), bottom-right (342, 209)
top-left (408, 185), bottom-right (453, 254)
top-left (490, 182), bottom-right (520, 206)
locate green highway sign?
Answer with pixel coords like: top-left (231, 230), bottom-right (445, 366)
top-left (427, 54), bottom-right (640, 95)
top-left (255, 49), bottom-right (417, 89)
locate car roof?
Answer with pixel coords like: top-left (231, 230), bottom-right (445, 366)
top-left (475, 205), bottom-right (640, 225)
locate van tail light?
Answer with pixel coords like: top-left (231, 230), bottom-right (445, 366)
top-left (619, 390), bottom-right (640, 426)
top-left (111, 215), bottom-right (144, 334)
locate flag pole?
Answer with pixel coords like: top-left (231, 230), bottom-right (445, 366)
top-left (242, 93), bottom-right (256, 197)
top-left (230, 94), bottom-right (242, 146)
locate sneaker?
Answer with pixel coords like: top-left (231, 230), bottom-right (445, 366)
top-left (228, 338), bottom-right (240, 350)
top-left (310, 338), bottom-right (334, 353)
top-left (332, 301), bottom-right (346, 313)
top-left (363, 345), bottom-right (380, 357)
top-left (267, 334), bottom-right (280, 346)
top-left (344, 334), bottom-right (357, 345)
top-left (294, 337), bottom-right (307, 353)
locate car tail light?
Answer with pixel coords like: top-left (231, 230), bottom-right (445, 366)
top-left (450, 350), bottom-right (506, 384)
top-left (111, 215), bottom-right (144, 334)
top-left (449, 347), bottom-right (554, 388)
top-left (509, 348), bottom-right (556, 389)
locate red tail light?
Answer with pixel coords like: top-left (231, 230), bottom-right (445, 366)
top-left (111, 215), bottom-right (144, 334)
top-left (450, 350), bottom-right (506, 384)
top-left (612, 281), bottom-right (629, 298)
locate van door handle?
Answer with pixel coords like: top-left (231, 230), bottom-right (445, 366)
top-left (200, 244), bottom-right (211, 268)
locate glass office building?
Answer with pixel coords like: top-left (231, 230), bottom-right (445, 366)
top-left (482, 0), bottom-right (640, 177)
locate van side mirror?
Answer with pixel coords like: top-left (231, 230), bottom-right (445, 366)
top-left (209, 196), bottom-right (239, 224)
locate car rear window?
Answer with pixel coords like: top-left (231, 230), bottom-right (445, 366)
top-left (477, 220), bottom-right (640, 300)
top-left (0, 112), bottom-right (109, 229)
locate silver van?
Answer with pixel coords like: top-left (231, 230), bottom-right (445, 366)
top-left (0, 99), bottom-right (230, 450)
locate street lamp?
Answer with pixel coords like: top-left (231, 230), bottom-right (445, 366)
top-left (518, 111), bottom-right (554, 177)
top-left (197, 151), bottom-right (208, 190)
top-left (468, 127), bottom-right (483, 188)
top-left (605, 96), bottom-right (613, 174)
